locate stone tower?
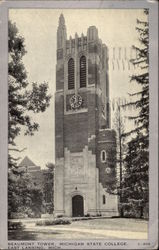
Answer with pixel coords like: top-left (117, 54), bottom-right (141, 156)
top-left (54, 14), bottom-right (118, 217)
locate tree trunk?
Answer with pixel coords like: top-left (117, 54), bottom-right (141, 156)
top-left (140, 206), bottom-right (143, 218)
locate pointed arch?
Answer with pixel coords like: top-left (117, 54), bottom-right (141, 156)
top-left (72, 195), bottom-right (84, 217)
top-left (80, 55), bottom-right (86, 88)
top-left (68, 58), bottom-right (74, 89)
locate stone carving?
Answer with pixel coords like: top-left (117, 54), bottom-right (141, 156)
top-left (70, 156), bottom-right (84, 177)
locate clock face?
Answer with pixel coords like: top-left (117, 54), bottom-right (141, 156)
top-left (69, 94), bottom-right (82, 109)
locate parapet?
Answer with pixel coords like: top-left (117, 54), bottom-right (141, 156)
top-left (66, 34), bottom-right (87, 52)
top-left (98, 129), bottom-right (116, 143)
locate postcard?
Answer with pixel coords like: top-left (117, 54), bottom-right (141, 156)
top-left (0, 0), bottom-right (158, 249)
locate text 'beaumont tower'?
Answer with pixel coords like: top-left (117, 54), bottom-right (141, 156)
top-left (54, 14), bottom-right (118, 217)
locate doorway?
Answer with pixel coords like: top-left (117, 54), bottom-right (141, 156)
top-left (72, 195), bottom-right (84, 217)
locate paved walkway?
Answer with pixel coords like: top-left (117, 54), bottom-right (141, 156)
top-left (30, 226), bottom-right (147, 239)
top-left (21, 219), bottom-right (148, 240)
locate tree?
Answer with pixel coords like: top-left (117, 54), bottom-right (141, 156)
top-left (8, 20), bottom-right (51, 169)
top-left (8, 169), bottom-right (43, 218)
top-left (121, 10), bottom-right (149, 218)
top-left (112, 98), bottom-right (126, 217)
top-left (8, 20), bottom-right (51, 217)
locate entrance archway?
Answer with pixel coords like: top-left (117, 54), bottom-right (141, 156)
top-left (72, 195), bottom-right (84, 217)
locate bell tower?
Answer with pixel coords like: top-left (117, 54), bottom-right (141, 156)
top-left (54, 15), bottom-right (118, 217)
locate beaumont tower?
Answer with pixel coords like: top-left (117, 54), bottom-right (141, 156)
top-left (54, 14), bottom-right (118, 217)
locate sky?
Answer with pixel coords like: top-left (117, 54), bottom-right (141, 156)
top-left (9, 9), bottom-right (145, 168)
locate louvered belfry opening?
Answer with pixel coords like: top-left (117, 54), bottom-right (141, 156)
top-left (80, 56), bottom-right (86, 88)
top-left (68, 58), bottom-right (75, 89)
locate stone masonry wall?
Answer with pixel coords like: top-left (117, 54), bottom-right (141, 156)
top-left (55, 93), bottom-right (64, 158)
top-left (97, 129), bottom-right (117, 192)
top-left (64, 112), bottom-right (88, 153)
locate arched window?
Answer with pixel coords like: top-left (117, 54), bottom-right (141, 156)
top-left (103, 195), bottom-right (106, 204)
top-left (68, 58), bottom-right (74, 89)
top-left (101, 150), bottom-right (106, 163)
top-left (80, 55), bottom-right (86, 88)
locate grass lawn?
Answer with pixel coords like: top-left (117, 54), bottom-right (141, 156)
top-left (65, 218), bottom-right (148, 232)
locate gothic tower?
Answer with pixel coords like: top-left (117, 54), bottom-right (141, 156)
top-left (54, 14), bottom-right (118, 217)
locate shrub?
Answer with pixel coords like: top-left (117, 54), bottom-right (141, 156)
top-left (28, 212), bottom-right (41, 218)
top-left (72, 217), bottom-right (92, 221)
top-left (36, 218), bottom-right (71, 226)
top-left (8, 221), bottom-right (24, 230)
top-left (123, 205), bottom-right (145, 219)
top-left (57, 215), bottom-right (63, 218)
top-left (85, 213), bottom-right (90, 217)
top-left (9, 212), bottom-right (28, 219)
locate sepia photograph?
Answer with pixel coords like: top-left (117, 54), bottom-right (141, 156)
top-left (0, 0), bottom-right (158, 249)
top-left (8, 7), bottom-right (149, 240)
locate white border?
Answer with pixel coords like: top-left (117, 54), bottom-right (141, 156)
top-left (0, 1), bottom-right (158, 249)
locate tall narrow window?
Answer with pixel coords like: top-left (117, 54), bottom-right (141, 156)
top-left (103, 195), bottom-right (106, 204)
top-left (80, 55), bottom-right (86, 88)
top-left (101, 150), bottom-right (106, 163)
top-left (68, 58), bottom-right (74, 89)
top-left (106, 102), bottom-right (110, 128)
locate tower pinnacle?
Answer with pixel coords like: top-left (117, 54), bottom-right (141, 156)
top-left (59, 13), bottom-right (65, 26)
top-left (57, 14), bottom-right (67, 49)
